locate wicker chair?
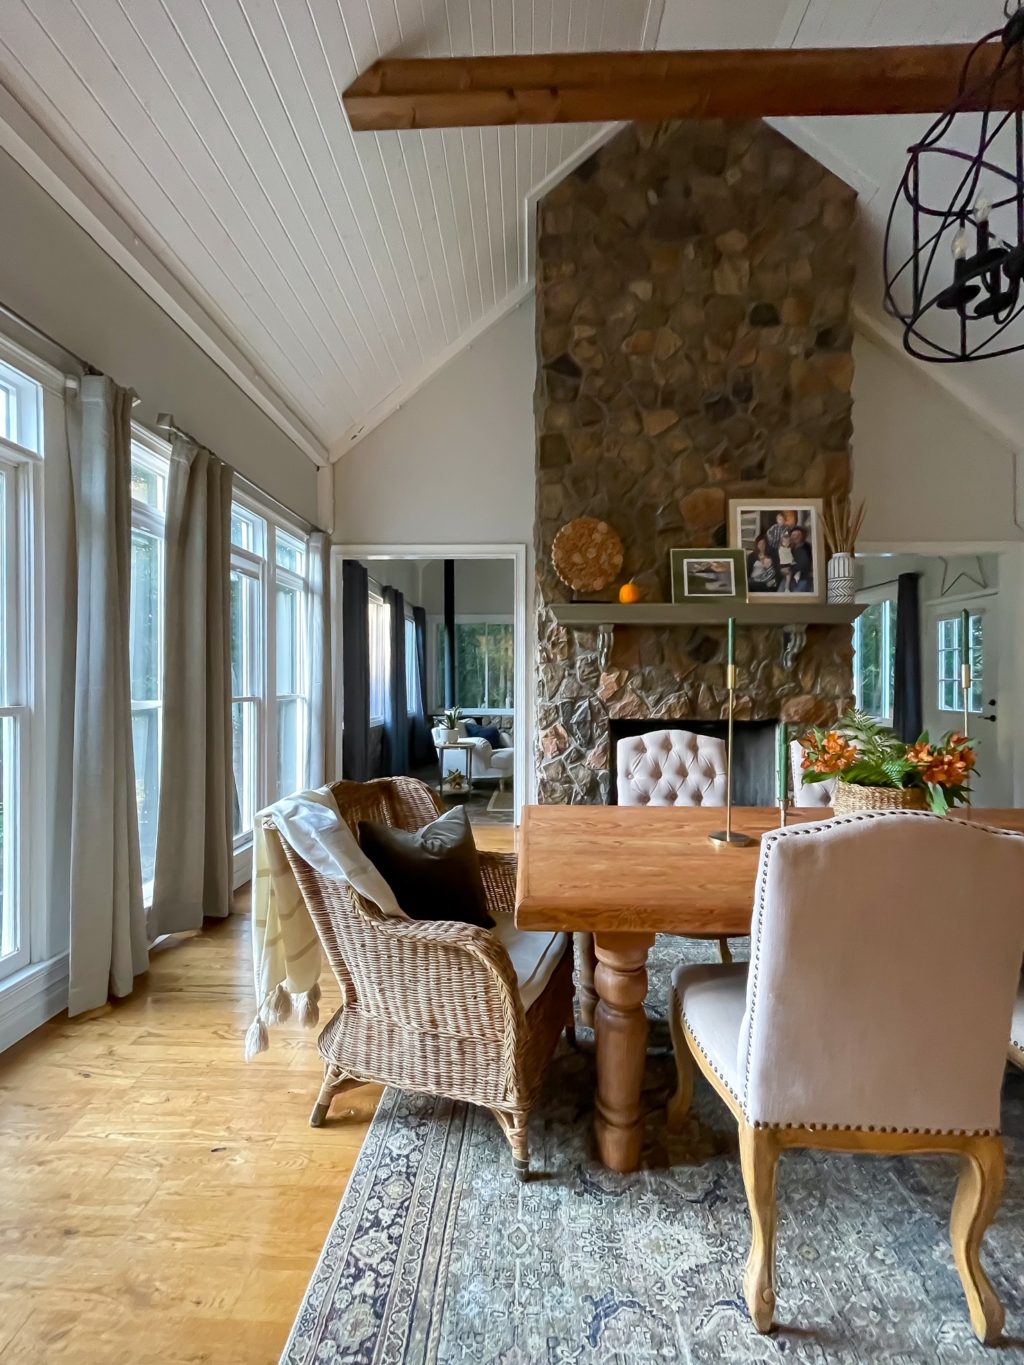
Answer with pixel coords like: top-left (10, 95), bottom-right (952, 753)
top-left (265, 777), bottom-right (574, 1179)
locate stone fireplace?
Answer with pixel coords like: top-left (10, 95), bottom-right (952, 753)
top-left (533, 119), bottom-right (858, 803)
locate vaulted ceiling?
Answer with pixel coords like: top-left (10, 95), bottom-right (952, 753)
top-left (0, 0), bottom-right (1020, 465)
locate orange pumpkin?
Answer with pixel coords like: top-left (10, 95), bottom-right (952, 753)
top-left (618, 581), bottom-right (642, 605)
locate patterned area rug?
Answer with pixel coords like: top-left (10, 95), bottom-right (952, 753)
top-left (282, 938), bottom-right (1024, 1364)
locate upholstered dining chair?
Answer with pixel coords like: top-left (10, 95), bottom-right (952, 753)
top-left (667, 810), bottom-right (1024, 1344)
top-left (617, 729), bottom-right (728, 807)
top-left (610, 728), bottom-right (733, 973)
top-left (1010, 982), bottom-right (1024, 1071)
top-left (264, 777), bottom-right (574, 1179)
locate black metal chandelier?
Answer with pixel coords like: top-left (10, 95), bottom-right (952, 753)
top-left (883, 4), bottom-right (1024, 363)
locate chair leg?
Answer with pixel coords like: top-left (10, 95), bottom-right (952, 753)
top-left (739, 1121), bottom-right (780, 1333)
top-left (309, 1066), bottom-right (361, 1128)
top-left (951, 1135), bottom-right (1006, 1345)
top-left (718, 937), bottom-right (733, 964)
top-left (666, 987), bottom-right (694, 1132)
top-left (494, 1109), bottom-right (530, 1181)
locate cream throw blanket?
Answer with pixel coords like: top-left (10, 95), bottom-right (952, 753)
top-left (245, 786), bottom-right (403, 1060)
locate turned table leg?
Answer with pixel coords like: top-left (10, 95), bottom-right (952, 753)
top-left (573, 932), bottom-right (598, 1028)
top-left (593, 930), bottom-right (655, 1173)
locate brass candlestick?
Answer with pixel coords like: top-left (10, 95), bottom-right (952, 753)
top-left (961, 607), bottom-right (972, 742)
top-left (709, 617), bottom-right (753, 848)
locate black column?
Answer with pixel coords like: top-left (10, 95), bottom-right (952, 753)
top-left (443, 558), bottom-right (456, 708)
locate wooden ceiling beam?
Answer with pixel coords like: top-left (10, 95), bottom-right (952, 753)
top-left (344, 45), bottom-right (1012, 131)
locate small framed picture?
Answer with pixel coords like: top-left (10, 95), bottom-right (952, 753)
top-left (728, 499), bottom-right (825, 603)
top-left (670, 548), bottom-right (747, 605)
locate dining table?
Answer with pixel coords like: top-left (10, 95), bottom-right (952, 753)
top-left (514, 802), bottom-right (1024, 1174)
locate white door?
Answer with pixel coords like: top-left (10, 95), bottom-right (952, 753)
top-left (923, 596), bottom-right (1005, 805)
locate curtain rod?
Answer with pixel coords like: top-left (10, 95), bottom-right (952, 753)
top-left (0, 297), bottom-right (89, 374)
top-left (157, 411), bottom-right (311, 533)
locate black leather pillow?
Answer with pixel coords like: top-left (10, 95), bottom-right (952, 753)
top-left (357, 805), bottom-right (493, 929)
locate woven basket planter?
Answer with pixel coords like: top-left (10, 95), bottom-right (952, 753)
top-left (832, 781), bottom-right (929, 814)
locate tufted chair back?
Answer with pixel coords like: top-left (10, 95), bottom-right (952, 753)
top-left (790, 739), bottom-right (835, 807)
top-left (739, 811), bottom-right (1024, 1134)
top-left (616, 729), bottom-right (727, 807)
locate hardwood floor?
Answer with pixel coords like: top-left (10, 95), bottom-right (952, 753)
top-left (0, 827), bottom-right (514, 1364)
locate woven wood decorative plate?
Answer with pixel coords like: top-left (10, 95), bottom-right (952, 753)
top-left (551, 517), bottom-right (624, 594)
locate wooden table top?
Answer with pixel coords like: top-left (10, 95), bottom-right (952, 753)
top-left (514, 804), bottom-right (1024, 937)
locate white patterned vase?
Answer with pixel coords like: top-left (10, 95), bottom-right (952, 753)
top-left (827, 552), bottom-right (855, 604)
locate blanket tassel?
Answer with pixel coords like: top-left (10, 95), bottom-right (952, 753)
top-left (295, 981), bottom-right (321, 1028)
top-left (262, 982), bottom-right (293, 1025)
top-left (244, 1014), bottom-right (269, 1062)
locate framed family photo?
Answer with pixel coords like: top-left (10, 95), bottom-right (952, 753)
top-left (670, 548), bottom-right (747, 606)
top-left (729, 499), bottom-right (825, 603)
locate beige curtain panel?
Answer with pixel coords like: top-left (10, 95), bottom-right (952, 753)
top-left (66, 375), bottom-right (147, 1015)
top-left (306, 531), bottom-right (332, 789)
top-left (150, 437), bottom-right (234, 937)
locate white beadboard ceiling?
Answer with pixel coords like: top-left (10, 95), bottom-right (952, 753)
top-left (0, 0), bottom-right (1020, 466)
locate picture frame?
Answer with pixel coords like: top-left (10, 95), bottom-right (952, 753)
top-left (728, 499), bottom-right (825, 603)
top-left (670, 548), bottom-right (747, 606)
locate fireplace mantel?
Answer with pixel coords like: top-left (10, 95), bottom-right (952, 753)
top-left (550, 603), bottom-right (864, 628)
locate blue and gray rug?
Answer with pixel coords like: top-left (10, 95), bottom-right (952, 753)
top-left (282, 938), bottom-right (1024, 1363)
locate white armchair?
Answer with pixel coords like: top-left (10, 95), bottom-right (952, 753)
top-left (431, 723), bottom-right (514, 787)
top-left (668, 810), bottom-right (1024, 1344)
top-left (616, 729), bottom-right (727, 807)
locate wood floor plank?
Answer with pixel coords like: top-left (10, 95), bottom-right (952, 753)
top-left (1, 825), bottom-right (507, 1362)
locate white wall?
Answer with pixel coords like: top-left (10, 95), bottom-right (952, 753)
top-left (852, 331), bottom-right (1022, 547)
top-left (0, 147), bottom-right (319, 526)
top-left (420, 558), bottom-right (514, 616)
top-left (334, 299), bottom-right (535, 544)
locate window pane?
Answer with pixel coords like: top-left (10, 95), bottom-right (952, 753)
top-left (276, 531), bottom-right (305, 574)
top-left (0, 386), bottom-right (11, 443)
top-left (456, 623), bottom-right (486, 708)
top-left (937, 615), bottom-right (984, 713)
top-left (230, 570), bottom-right (260, 696)
top-left (0, 715), bottom-right (20, 962)
top-left (276, 697), bottom-right (305, 798)
top-left (130, 451), bottom-right (166, 512)
top-left (405, 618), bottom-right (418, 708)
top-left (231, 505), bottom-right (266, 556)
top-left (130, 528), bottom-right (161, 702)
top-left (132, 707), bottom-right (160, 887)
top-left (368, 597), bottom-right (390, 721)
top-left (276, 583), bottom-right (299, 696)
top-left (854, 602), bottom-right (884, 718)
top-left (485, 623), bottom-right (514, 709)
top-left (232, 700), bottom-right (259, 836)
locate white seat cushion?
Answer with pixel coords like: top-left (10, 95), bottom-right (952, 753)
top-left (672, 961), bottom-right (748, 1100)
top-left (492, 916), bottom-right (567, 1012)
top-left (490, 748), bottom-right (514, 776)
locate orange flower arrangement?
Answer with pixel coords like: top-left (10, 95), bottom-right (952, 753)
top-left (800, 710), bottom-right (976, 814)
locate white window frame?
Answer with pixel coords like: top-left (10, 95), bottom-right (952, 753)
top-left (0, 354), bottom-right (45, 985)
top-left (853, 588), bottom-right (897, 724)
top-left (936, 609), bottom-right (985, 716)
top-left (128, 428), bottom-right (170, 904)
top-left (427, 613), bottom-right (515, 716)
top-left (230, 488), bottom-right (312, 854)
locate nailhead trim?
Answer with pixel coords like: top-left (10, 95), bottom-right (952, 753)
top-left (738, 809), bottom-right (1022, 1134)
top-left (680, 1008), bottom-right (740, 1102)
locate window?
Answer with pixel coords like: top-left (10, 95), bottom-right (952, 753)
top-left (230, 498), bottom-right (312, 842)
top-left (404, 615), bottom-right (419, 710)
top-left (129, 438), bottom-right (169, 895)
top-left (434, 619), bottom-right (514, 712)
top-left (937, 613), bottom-right (984, 714)
top-left (853, 598), bottom-right (896, 722)
top-left (368, 590), bottom-right (390, 725)
top-left (0, 357), bottom-right (42, 981)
